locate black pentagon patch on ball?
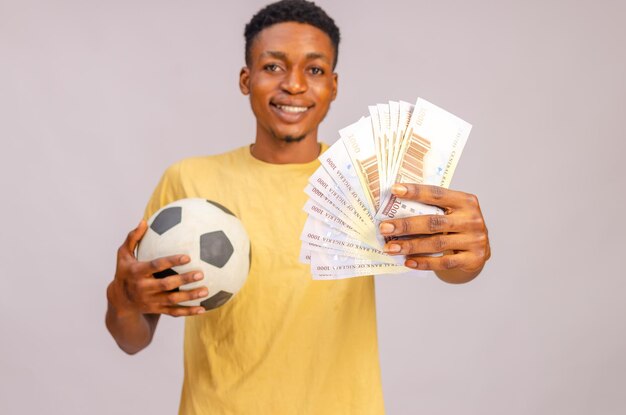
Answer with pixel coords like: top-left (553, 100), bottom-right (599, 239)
top-left (201, 291), bottom-right (232, 310)
top-left (200, 231), bottom-right (233, 268)
top-left (151, 206), bottom-right (182, 235)
top-left (206, 200), bottom-right (235, 216)
top-left (152, 268), bottom-right (179, 292)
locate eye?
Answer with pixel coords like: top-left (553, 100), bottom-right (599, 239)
top-left (264, 63), bottom-right (282, 72)
top-left (309, 67), bottom-right (324, 75)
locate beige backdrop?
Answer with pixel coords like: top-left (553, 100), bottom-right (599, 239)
top-left (1, 0), bottom-right (625, 413)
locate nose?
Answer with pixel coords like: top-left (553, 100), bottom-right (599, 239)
top-left (280, 68), bottom-right (307, 95)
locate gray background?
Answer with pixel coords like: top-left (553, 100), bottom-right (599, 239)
top-left (1, 0), bottom-right (625, 413)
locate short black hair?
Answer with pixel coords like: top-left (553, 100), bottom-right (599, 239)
top-left (244, 0), bottom-right (340, 69)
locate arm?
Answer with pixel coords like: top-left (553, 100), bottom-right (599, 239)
top-left (105, 221), bottom-right (207, 354)
top-left (379, 184), bottom-right (491, 284)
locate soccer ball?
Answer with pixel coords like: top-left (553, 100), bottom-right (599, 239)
top-left (137, 198), bottom-right (250, 310)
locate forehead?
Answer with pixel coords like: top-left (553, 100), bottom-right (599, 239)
top-left (249, 22), bottom-right (335, 64)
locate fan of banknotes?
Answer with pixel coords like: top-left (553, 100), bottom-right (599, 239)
top-left (299, 98), bottom-right (472, 280)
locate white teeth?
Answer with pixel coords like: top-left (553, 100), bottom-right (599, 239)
top-left (276, 105), bottom-right (308, 113)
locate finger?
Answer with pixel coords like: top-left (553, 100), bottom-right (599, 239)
top-left (134, 254), bottom-right (191, 276)
top-left (404, 251), bottom-right (472, 271)
top-left (165, 306), bottom-right (206, 317)
top-left (392, 184), bottom-right (475, 210)
top-left (379, 214), bottom-right (462, 236)
top-left (156, 285), bottom-right (209, 307)
top-left (122, 220), bottom-right (148, 256)
top-left (147, 271), bottom-right (204, 293)
top-left (384, 234), bottom-right (471, 255)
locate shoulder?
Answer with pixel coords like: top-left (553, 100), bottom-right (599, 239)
top-left (164, 147), bottom-right (249, 180)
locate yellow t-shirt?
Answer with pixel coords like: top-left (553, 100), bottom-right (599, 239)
top-left (144, 145), bottom-right (385, 415)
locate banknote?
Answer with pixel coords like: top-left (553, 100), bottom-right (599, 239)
top-left (369, 106), bottom-right (385, 193)
top-left (299, 97), bottom-right (472, 279)
top-left (376, 98), bottom-right (471, 220)
top-left (377, 103), bottom-right (391, 193)
top-left (340, 116), bottom-right (380, 212)
top-left (319, 139), bottom-right (374, 221)
top-left (303, 199), bottom-right (364, 245)
top-left (304, 181), bottom-right (379, 248)
top-left (309, 166), bottom-right (373, 232)
top-left (304, 183), bottom-right (366, 236)
top-left (300, 216), bottom-right (394, 263)
top-left (310, 252), bottom-right (409, 279)
top-left (388, 101), bottom-right (400, 189)
top-left (387, 100), bottom-right (414, 197)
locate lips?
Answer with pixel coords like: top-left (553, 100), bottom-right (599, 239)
top-left (274, 104), bottom-right (308, 113)
top-left (270, 101), bottom-right (313, 122)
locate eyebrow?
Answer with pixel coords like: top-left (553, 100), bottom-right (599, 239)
top-left (261, 51), bottom-right (287, 60)
top-left (260, 50), bottom-right (330, 63)
top-left (305, 52), bottom-right (330, 63)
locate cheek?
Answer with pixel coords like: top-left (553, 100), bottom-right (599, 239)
top-left (249, 77), bottom-right (275, 103)
top-left (314, 85), bottom-right (333, 114)
top-left (311, 82), bottom-right (335, 109)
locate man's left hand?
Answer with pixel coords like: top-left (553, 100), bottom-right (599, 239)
top-left (379, 184), bottom-right (491, 284)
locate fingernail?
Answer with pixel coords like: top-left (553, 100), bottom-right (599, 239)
top-left (193, 272), bottom-right (203, 281)
top-left (406, 260), bottom-right (417, 268)
top-left (392, 184), bottom-right (408, 196)
top-left (180, 255), bottom-right (190, 264)
top-left (198, 289), bottom-right (208, 298)
top-left (379, 223), bottom-right (395, 234)
top-left (384, 244), bottom-right (401, 253)
top-left (196, 309), bottom-right (205, 315)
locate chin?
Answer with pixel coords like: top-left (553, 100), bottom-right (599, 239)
top-left (282, 135), bottom-right (306, 143)
top-left (272, 128), bottom-right (310, 143)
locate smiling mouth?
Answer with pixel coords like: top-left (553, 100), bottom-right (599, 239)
top-left (271, 103), bottom-right (311, 113)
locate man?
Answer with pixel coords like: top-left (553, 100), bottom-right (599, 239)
top-left (106, 1), bottom-right (490, 413)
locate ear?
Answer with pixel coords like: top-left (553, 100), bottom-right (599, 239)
top-left (239, 67), bottom-right (251, 95)
top-left (331, 72), bottom-right (338, 101)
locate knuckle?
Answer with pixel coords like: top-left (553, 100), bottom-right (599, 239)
top-left (149, 259), bottom-right (161, 270)
top-left (190, 290), bottom-right (204, 301)
top-left (430, 185), bottom-right (445, 200)
top-left (400, 219), bottom-right (411, 234)
top-left (442, 256), bottom-right (457, 270)
top-left (466, 193), bottom-right (479, 206)
top-left (429, 215), bottom-right (447, 233)
top-left (166, 293), bottom-right (178, 306)
top-left (433, 236), bottom-right (447, 251)
top-left (473, 212), bottom-right (484, 223)
top-left (404, 239), bottom-right (419, 254)
top-left (476, 243), bottom-right (491, 261)
top-left (475, 232), bottom-right (488, 245)
top-left (128, 262), bottom-right (141, 276)
top-left (158, 279), bottom-right (171, 292)
top-left (468, 214), bottom-right (484, 229)
top-left (417, 260), bottom-right (430, 270)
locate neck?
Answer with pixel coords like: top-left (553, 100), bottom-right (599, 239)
top-left (251, 128), bottom-right (321, 164)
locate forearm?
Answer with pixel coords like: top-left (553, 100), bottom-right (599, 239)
top-left (105, 282), bottom-right (159, 354)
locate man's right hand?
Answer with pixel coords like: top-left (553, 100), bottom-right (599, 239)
top-left (106, 220), bottom-right (208, 354)
top-left (108, 220), bottom-right (208, 318)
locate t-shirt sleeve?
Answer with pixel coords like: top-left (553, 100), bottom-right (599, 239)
top-left (143, 162), bottom-right (185, 221)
